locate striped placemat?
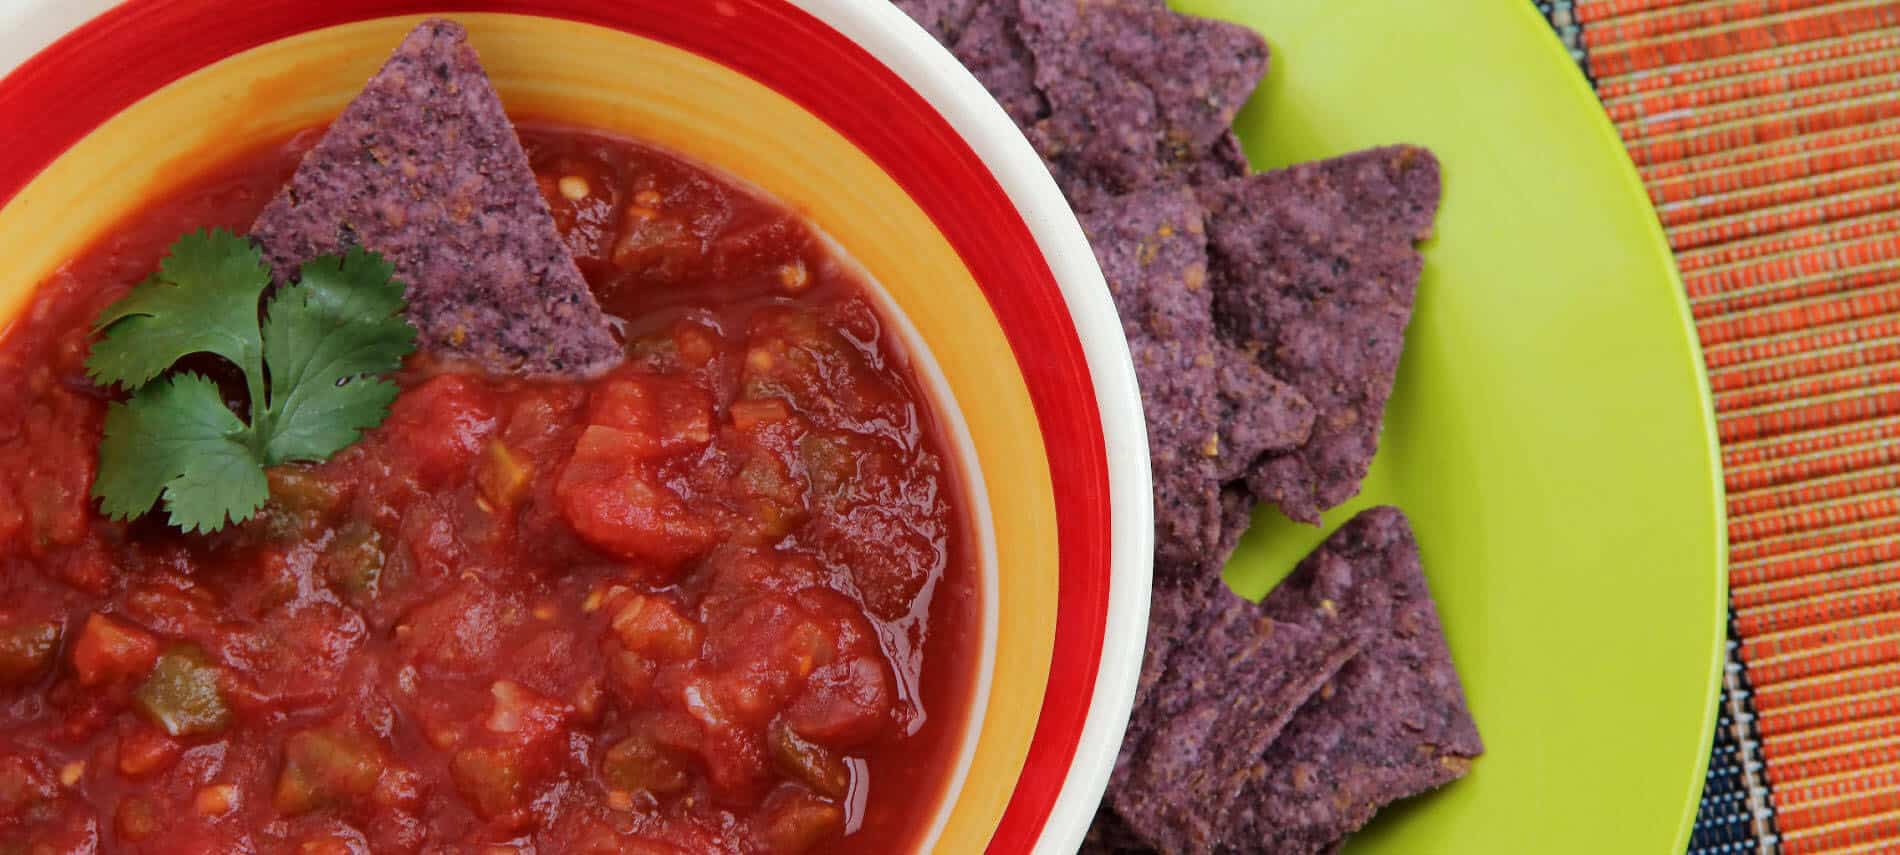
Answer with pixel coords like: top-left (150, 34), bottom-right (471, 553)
top-left (1538, 2), bottom-right (1900, 853)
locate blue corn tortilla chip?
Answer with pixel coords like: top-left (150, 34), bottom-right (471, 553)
top-left (1211, 483), bottom-right (1254, 570)
top-left (1080, 187), bottom-right (1223, 571)
top-left (915, 0), bottom-right (1262, 210)
top-left (1201, 146), bottom-right (1441, 523)
top-left (1212, 343), bottom-right (1314, 483)
top-left (1226, 506), bottom-right (1482, 853)
top-left (1018, 0), bottom-right (1267, 206)
top-left (950, 0), bottom-right (1050, 127)
top-left (1111, 596), bottom-right (1358, 854)
top-left (1081, 804), bottom-right (1151, 855)
top-left (251, 19), bottom-right (621, 378)
top-left (893, 0), bottom-right (984, 43)
top-left (1129, 568), bottom-right (1221, 733)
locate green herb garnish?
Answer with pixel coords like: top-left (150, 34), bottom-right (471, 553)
top-left (86, 229), bottom-right (417, 533)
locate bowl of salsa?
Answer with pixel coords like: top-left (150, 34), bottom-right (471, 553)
top-left (0, 2), bottom-right (1152, 853)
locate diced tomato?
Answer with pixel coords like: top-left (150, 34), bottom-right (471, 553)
top-left (483, 680), bottom-right (568, 743)
top-left (71, 613), bottom-right (158, 688)
top-left (379, 374), bottom-right (497, 486)
top-left (556, 427), bottom-right (719, 568)
top-left (393, 496), bottom-right (464, 586)
top-left (700, 594), bottom-right (825, 725)
top-left (685, 693), bottom-right (771, 803)
top-left (51, 540), bottom-right (111, 595)
top-left (117, 724), bottom-right (182, 777)
top-left (584, 375), bottom-right (713, 460)
top-left (400, 581), bottom-right (517, 675)
top-left (124, 578), bottom-right (217, 637)
top-left (609, 594), bottom-right (703, 662)
top-left (783, 589), bottom-right (893, 747)
top-left (697, 549), bottom-right (826, 624)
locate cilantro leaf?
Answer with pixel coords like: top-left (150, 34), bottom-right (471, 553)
top-left (88, 231), bottom-right (417, 532)
top-left (86, 229), bottom-right (271, 391)
top-left (260, 248), bottom-right (416, 463)
top-left (93, 373), bottom-right (269, 533)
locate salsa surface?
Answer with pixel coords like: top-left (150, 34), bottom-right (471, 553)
top-left (0, 126), bottom-right (978, 854)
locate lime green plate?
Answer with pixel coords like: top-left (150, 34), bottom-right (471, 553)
top-left (1173, 1), bottom-right (1729, 852)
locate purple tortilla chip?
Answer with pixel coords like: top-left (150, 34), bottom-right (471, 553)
top-left (1211, 344), bottom-right (1315, 483)
top-left (950, 0), bottom-right (1050, 127)
top-left (251, 19), bottom-right (621, 378)
top-left (1081, 805), bottom-right (1152, 855)
top-left (1211, 483), bottom-right (1253, 570)
top-left (1081, 187), bottom-right (1222, 570)
top-left (1112, 597), bottom-right (1358, 854)
top-left (892, 0), bottom-right (984, 43)
top-left (1227, 506), bottom-right (1482, 852)
top-left (1201, 146), bottom-right (1441, 523)
top-left (1130, 568), bottom-right (1223, 722)
top-left (1018, 0), bottom-right (1267, 203)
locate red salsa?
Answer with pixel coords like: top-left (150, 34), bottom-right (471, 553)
top-left (0, 127), bottom-right (978, 853)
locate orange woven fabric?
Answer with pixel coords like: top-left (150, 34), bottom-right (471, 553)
top-left (1563, 0), bottom-right (1900, 852)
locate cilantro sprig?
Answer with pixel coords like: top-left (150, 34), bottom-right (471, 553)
top-left (86, 229), bottom-right (417, 533)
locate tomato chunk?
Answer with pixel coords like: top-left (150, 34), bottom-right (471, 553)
top-left (585, 375), bottom-right (713, 459)
top-left (557, 426), bottom-right (719, 567)
top-left (71, 613), bottom-right (158, 688)
top-left (380, 374), bottom-right (496, 485)
top-left (610, 593), bottom-right (703, 661)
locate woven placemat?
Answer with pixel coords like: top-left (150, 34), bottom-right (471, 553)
top-left (1538, 1), bottom-right (1900, 853)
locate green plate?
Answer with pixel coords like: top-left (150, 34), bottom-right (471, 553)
top-left (1175, 1), bottom-right (1729, 852)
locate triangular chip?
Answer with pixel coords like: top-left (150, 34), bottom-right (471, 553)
top-left (1111, 594), bottom-right (1358, 853)
top-left (1018, 0), bottom-right (1267, 206)
top-left (1226, 506), bottom-right (1482, 852)
top-left (1201, 146), bottom-right (1440, 523)
top-left (251, 19), bottom-right (621, 377)
top-left (1080, 187), bottom-right (1223, 570)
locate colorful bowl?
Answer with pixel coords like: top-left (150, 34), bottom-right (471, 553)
top-left (0, 2), bottom-right (1154, 852)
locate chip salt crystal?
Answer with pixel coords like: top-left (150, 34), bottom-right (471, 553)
top-left (250, 19), bottom-right (621, 378)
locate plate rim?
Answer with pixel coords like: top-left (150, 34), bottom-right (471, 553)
top-left (1500, 5), bottom-right (1730, 850)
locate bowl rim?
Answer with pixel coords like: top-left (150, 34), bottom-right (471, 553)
top-left (0, 1), bottom-right (1156, 852)
top-left (808, 2), bottom-right (1155, 850)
